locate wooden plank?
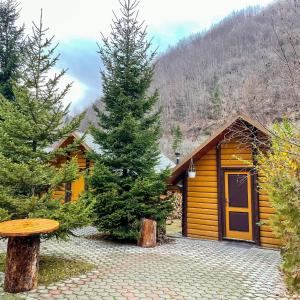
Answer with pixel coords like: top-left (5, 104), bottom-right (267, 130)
top-left (221, 154), bottom-right (253, 160)
top-left (221, 142), bottom-right (250, 149)
top-left (259, 201), bottom-right (271, 208)
top-left (188, 223), bottom-right (218, 232)
top-left (260, 213), bottom-right (273, 220)
top-left (190, 176), bottom-right (217, 182)
top-left (187, 213), bottom-right (218, 221)
top-left (260, 237), bottom-right (281, 246)
top-left (188, 234), bottom-right (218, 240)
top-left (259, 189), bottom-right (269, 195)
top-left (260, 230), bottom-right (276, 238)
top-left (196, 171), bottom-right (217, 176)
top-left (201, 155), bottom-right (217, 160)
top-left (77, 158), bottom-right (86, 162)
top-left (259, 195), bottom-right (270, 201)
top-left (260, 225), bottom-right (273, 232)
top-left (221, 159), bottom-right (253, 166)
top-left (195, 159), bottom-right (216, 166)
top-left (221, 148), bottom-right (252, 154)
top-left (188, 187), bottom-right (217, 193)
top-left (195, 165), bottom-right (216, 171)
top-left (187, 218), bottom-right (218, 226)
top-left (188, 181), bottom-right (217, 187)
top-left (187, 197), bottom-right (218, 204)
top-left (260, 207), bottom-right (276, 214)
top-left (188, 202), bottom-right (217, 210)
top-left (188, 195), bottom-right (217, 202)
top-left (187, 207), bottom-right (218, 215)
top-left (187, 228), bottom-right (219, 238)
top-left (261, 243), bottom-right (279, 249)
top-left (187, 191), bottom-right (217, 198)
top-left (189, 177), bottom-right (217, 186)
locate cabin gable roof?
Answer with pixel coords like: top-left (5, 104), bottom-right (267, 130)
top-left (47, 132), bottom-right (175, 172)
top-left (169, 113), bottom-right (269, 184)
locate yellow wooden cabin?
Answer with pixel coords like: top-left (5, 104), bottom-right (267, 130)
top-left (169, 114), bottom-right (280, 248)
top-left (50, 132), bottom-right (175, 203)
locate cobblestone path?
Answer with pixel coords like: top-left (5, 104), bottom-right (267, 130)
top-left (0, 227), bottom-right (295, 299)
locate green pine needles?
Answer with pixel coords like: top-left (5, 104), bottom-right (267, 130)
top-left (0, 11), bottom-right (91, 239)
top-left (0, 0), bottom-right (25, 100)
top-left (89, 0), bottom-right (173, 241)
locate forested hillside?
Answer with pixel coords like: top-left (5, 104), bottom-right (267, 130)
top-left (82, 0), bottom-right (300, 158)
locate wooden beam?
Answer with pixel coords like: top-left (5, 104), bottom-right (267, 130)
top-left (182, 172), bottom-right (188, 237)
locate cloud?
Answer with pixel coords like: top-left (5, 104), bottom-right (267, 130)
top-left (20, 0), bottom-right (274, 41)
top-left (48, 67), bottom-right (88, 110)
top-left (20, 0), bottom-right (275, 110)
top-left (55, 39), bottom-right (101, 110)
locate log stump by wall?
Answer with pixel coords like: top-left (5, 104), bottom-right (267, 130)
top-left (4, 236), bottom-right (40, 293)
top-left (138, 218), bottom-right (157, 247)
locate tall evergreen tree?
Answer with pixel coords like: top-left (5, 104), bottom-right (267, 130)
top-left (171, 125), bottom-right (183, 155)
top-left (89, 0), bottom-right (173, 240)
top-left (0, 12), bottom-right (91, 239)
top-left (209, 74), bottom-right (222, 119)
top-left (0, 0), bottom-right (24, 100)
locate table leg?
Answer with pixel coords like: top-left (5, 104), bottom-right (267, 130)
top-left (4, 235), bottom-right (40, 293)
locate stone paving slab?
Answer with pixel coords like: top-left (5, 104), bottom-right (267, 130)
top-left (0, 227), bottom-right (296, 299)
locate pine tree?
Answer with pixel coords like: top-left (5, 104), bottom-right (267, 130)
top-left (0, 11), bottom-right (91, 239)
top-left (209, 75), bottom-right (222, 119)
top-left (0, 0), bottom-right (25, 100)
top-left (171, 125), bottom-right (183, 154)
top-left (89, 0), bottom-right (173, 240)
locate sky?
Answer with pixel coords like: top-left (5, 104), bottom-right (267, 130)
top-left (20, 0), bottom-right (274, 111)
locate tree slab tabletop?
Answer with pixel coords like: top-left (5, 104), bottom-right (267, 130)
top-left (0, 218), bottom-right (59, 237)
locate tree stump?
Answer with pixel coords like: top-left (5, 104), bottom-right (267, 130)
top-left (4, 235), bottom-right (40, 293)
top-left (138, 218), bottom-right (157, 247)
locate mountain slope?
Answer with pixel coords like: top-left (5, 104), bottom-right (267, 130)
top-left (83, 0), bottom-right (300, 158)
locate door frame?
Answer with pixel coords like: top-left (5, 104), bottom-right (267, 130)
top-left (217, 166), bottom-right (260, 245)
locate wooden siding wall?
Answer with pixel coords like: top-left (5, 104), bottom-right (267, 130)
top-left (258, 175), bottom-right (279, 248)
top-left (220, 139), bottom-right (253, 167)
top-left (221, 138), bottom-right (279, 248)
top-left (187, 148), bottom-right (218, 240)
top-left (70, 149), bottom-right (87, 202)
top-left (52, 142), bottom-right (88, 202)
top-left (186, 137), bottom-right (280, 248)
top-left (52, 154), bottom-right (67, 201)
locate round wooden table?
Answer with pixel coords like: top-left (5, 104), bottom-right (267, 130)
top-left (0, 218), bottom-right (59, 293)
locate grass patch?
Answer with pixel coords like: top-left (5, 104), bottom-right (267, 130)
top-left (0, 295), bottom-right (23, 300)
top-left (0, 253), bottom-right (95, 286)
top-left (166, 219), bottom-right (181, 236)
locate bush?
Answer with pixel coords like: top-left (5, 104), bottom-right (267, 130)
top-left (257, 120), bottom-right (300, 292)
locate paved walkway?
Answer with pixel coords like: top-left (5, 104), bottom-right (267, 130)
top-left (0, 227), bottom-right (295, 299)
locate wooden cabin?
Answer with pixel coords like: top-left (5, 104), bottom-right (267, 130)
top-left (50, 132), bottom-right (175, 203)
top-left (169, 114), bottom-right (280, 248)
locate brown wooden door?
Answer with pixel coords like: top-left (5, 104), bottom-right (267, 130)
top-left (224, 171), bottom-right (253, 241)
